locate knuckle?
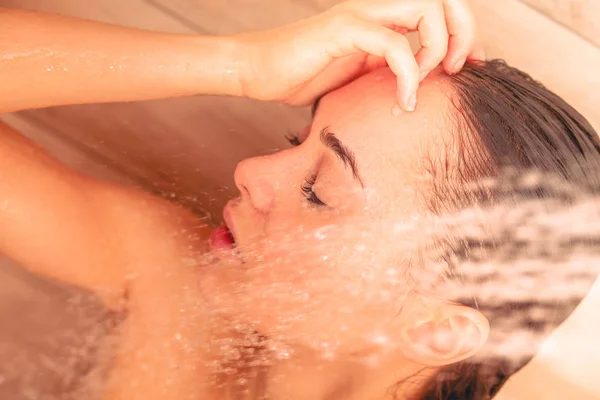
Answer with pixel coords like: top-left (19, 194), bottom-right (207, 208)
top-left (423, 31), bottom-right (449, 56)
top-left (387, 32), bottom-right (410, 50)
top-left (327, 10), bottom-right (354, 30)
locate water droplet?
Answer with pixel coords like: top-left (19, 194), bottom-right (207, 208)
top-left (235, 377), bottom-right (248, 386)
top-left (371, 333), bottom-right (389, 345)
top-left (315, 230), bottom-right (327, 240)
top-left (302, 292), bottom-right (312, 302)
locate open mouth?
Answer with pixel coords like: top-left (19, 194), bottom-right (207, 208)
top-left (209, 224), bottom-right (236, 252)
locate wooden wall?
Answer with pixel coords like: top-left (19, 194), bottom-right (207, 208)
top-left (521, 0), bottom-right (600, 46)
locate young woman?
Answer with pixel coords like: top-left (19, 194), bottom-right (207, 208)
top-left (1, 1), bottom-right (598, 399)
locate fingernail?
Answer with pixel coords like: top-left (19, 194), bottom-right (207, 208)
top-left (406, 93), bottom-right (417, 112)
top-left (452, 57), bottom-right (466, 72)
top-left (391, 104), bottom-right (402, 117)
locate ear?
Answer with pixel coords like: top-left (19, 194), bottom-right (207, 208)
top-left (400, 302), bottom-right (489, 367)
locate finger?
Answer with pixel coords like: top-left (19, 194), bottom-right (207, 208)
top-left (344, 18), bottom-right (419, 111)
top-left (441, 0), bottom-right (479, 73)
top-left (333, 0), bottom-right (449, 83)
top-left (413, 1), bottom-right (449, 79)
top-left (467, 42), bottom-right (486, 61)
top-left (387, 25), bottom-right (410, 35)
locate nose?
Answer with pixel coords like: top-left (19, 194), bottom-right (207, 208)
top-left (234, 156), bottom-right (276, 213)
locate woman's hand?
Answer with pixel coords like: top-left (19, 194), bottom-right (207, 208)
top-left (235, 0), bottom-right (484, 111)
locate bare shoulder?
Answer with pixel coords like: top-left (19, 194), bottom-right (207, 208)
top-left (95, 184), bottom-right (214, 305)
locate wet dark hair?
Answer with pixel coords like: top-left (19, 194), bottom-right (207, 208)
top-left (417, 60), bottom-right (600, 399)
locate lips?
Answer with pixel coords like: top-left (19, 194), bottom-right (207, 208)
top-left (209, 225), bottom-right (235, 251)
top-left (209, 201), bottom-right (238, 254)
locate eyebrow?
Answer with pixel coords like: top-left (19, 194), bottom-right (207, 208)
top-left (320, 127), bottom-right (365, 188)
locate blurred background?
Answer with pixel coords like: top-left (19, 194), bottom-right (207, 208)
top-left (0, 0), bottom-right (599, 399)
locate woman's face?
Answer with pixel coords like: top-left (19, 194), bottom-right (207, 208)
top-left (202, 67), bottom-right (457, 356)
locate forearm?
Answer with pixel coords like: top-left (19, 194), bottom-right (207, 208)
top-left (0, 8), bottom-right (244, 113)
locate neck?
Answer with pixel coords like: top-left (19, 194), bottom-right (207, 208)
top-left (203, 315), bottom-right (436, 400)
top-left (262, 343), bottom-right (436, 400)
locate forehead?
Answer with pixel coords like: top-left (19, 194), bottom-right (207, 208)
top-left (311, 67), bottom-right (456, 211)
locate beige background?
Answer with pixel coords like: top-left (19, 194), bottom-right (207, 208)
top-left (521, 0), bottom-right (600, 46)
top-left (0, 0), bottom-right (599, 398)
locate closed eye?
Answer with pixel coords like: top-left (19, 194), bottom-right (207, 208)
top-left (301, 174), bottom-right (326, 207)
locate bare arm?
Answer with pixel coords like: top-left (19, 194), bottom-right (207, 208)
top-left (0, 1), bottom-right (483, 112)
top-left (0, 8), bottom-right (242, 113)
top-left (0, 120), bottom-right (127, 292)
top-left (0, 120), bottom-right (209, 296)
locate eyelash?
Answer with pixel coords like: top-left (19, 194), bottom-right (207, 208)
top-left (286, 132), bottom-right (301, 147)
top-left (285, 133), bottom-right (327, 207)
top-left (301, 174), bottom-right (327, 207)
